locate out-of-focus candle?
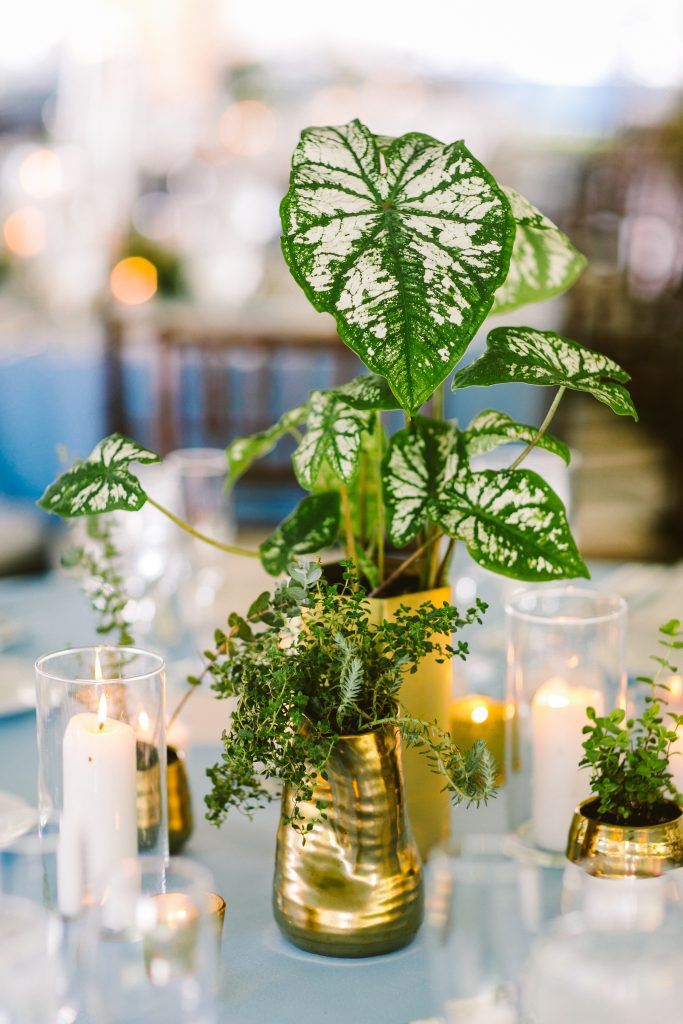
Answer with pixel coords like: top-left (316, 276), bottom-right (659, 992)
top-left (450, 694), bottom-right (506, 784)
top-left (59, 690), bottom-right (137, 917)
top-left (531, 677), bottom-right (604, 852)
top-left (143, 891), bottom-right (225, 980)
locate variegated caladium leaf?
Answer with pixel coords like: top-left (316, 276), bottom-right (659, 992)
top-left (259, 491), bottom-right (341, 575)
top-left (329, 372), bottom-right (400, 411)
top-left (464, 409), bottom-right (570, 464)
top-left (492, 188), bottom-right (586, 314)
top-left (281, 120), bottom-right (515, 414)
top-left (293, 391), bottom-right (369, 488)
top-left (452, 327), bottom-right (637, 419)
top-left (433, 468), bottom-right (588, 581)
top-left (383, 417), bottom-right (464, 547)
top-left (226, 405), bottom-right (307, 486)
top-left (38, 434), bottom-right (160, 517)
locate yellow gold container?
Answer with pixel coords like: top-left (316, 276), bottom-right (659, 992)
top-left (566, 797), bottom-right (683, 877)
top-left (370, 586), bottom-right (452, 858)
top-left (273, 724), bottom-right (423, 957)
top-left (167, 745), bottom-right (194, 854)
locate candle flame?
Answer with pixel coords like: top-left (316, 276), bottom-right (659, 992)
top-left (138, 710), bottom-right (150, 733)
top-left (97, 692), bottom-right (107, 730)
top-left (471, 704), bottom-right (490, 724)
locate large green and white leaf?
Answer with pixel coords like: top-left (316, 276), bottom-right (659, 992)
top-left (452, 326), bottom-right (637, 419)
top-left (259, 492), bottom-right (341, 575)
top-left (293, 392), bottom-right (369, 488)
top-left (492, 188), bottom-right (586, 314)
top-left (330, 372), bottom-right (400, 411)
top-left (383, 418), bottom-right (464, 547)
top-left (464, 410), bottom-right (570, 464)
top-left (226, 406), bottom-right (307, 486)
top-left (281, 120), bottom-right (515, 413)
top-left (38, 434), bottom-right (160, 517)
top-left (434, 468), bottom-right (588, 581)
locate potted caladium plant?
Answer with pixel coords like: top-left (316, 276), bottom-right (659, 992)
top-left (40, 120), bottom-right (636, 855)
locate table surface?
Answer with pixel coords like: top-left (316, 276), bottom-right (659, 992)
top-left (0, 562), bottom-right (681, 1024)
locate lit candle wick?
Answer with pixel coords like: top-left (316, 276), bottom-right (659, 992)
top-left (97, 693), bottom-right (107, 732)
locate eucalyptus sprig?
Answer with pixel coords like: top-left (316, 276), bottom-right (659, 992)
top-left (204, 561), bottom-right (494, 834)
top-left (580, 619), bottom-right (683, 825)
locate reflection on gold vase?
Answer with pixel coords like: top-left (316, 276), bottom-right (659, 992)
top-left (273, 724), bottom-right (423, 957)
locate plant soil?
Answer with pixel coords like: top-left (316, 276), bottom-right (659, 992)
top-left (582, 796), bottom-right (681, 828)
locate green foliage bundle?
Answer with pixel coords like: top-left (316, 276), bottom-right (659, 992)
top-left (580, 620), bottom-right (683, 826)
top-left (204, 561), bottom-right (495, 834)
top-left (39, 119), bottom-right (638, 598)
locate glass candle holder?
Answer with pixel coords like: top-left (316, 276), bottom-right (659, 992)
top-left (35, 646), bottom-right (167, 918)
top-left (505, 589), bottom-right (627, 857)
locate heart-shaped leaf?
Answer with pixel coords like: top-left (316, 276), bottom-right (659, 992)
top-left (452, 326), bottom-right (637, 419)
top-left (293, 392), bottom-right (369, 488)
top-left (281, 120), bottom-right (515, 413)
top-left (464, 409), bottom-right (570, 464)
top-left (38, 434), bottom-right (160, 517)
top-left (259, 492), bottom-right (341, 575)
top-left (329, 372), bottom-right (401, 411)
top-left (226, 405), bottom-right (307, 486)
top-left (492, 188), bottom-right (586, 314)
top-left (383, 417), bottom-right (464, 547)
top-left (434, 468), bottom-right (588, 581)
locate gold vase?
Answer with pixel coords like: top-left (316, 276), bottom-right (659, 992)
top-left (566, 797), bottom-right (683, 877)
top-left (167, 745), bottom-right (194, 855)
top-left (369, 586), bottom-right (452, 858)
top-left (273, 724), bottom-right (423, 957)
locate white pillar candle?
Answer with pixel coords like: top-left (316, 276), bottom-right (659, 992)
top-left (531, 677), bottom-right (604, 852)
top-left (59, 693), bottom-right (137, 917)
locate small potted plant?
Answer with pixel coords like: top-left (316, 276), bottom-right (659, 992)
top-left (567, 619), bottom-right (683, 877)
top-left (203, 559), bottom-right (496, 956)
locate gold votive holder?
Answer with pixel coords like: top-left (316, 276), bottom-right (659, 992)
top-left (167, 745), bottom-right (194, 854)
top-left (450, 693), bottom-right (506, 785)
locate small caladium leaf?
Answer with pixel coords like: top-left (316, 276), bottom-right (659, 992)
top-left (383, 417), bottom-right (464, 547)
top-left (281, 120), bottom-right (515, 413)
top-left (452, 326), bottom-right (637, 419)
top-left (38, 434), bottom-right (160, 517)
top-left (259, 491), bottom-right (341, 575)
top-left (226, 405), bottom-right (307, 486)
top-left (293, 391), bottom-right (369, 488)
top-left (492, 188), bottom-right (586, 314)
top-left (434, 468), bottom-right (588, 581)
top-left (464, 409), bottom-right (570, 464)
top-left (330, 372), bottom-right (400, 411)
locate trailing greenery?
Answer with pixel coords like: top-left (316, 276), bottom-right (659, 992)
top-left (580, 620), bottom-right (683, 825)
top-left (37, 119), bottom-right (637, 597)
top-left (61, 515), bottom-right (134, 647)
top-left (204, 561), bottom-right (495, 834)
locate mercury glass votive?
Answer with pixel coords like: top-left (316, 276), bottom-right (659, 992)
top-left (35, 646), bottom-right (167, 919)
top-left (505, 589), bottom-right (627, 857)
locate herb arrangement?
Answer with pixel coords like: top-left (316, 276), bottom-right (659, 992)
top-left (39, 120), bottom-right (637, 598)
top-left (203, 561), bottom-right (495, 835)
top-left (580, 619), bottom-right (683, 826)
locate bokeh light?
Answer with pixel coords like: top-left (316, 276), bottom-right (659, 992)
top-left (19, 148), bottom-right (63, 199)
top-left (110, 256), bottom-right (158, 305)
top-left (219, 100), bottom-right (276, 157)
top-left (3, 207), bottom-right (46, 257)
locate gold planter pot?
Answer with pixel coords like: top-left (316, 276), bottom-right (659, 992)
top-left (370, 585), bottom-right (452, 859)
top-left (273, 724), bottom-right (423, 957)
top-left (566, 797), bottom-right (683, 877)
top-left (167, 746), bottom-right (194, 855)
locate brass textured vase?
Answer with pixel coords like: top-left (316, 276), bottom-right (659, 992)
top-left (370, 586), bottom-right (452, 858)
top-left (566, 797), bottom-right (683, 877)
top-left (273, 724), bottom-right (423, 957)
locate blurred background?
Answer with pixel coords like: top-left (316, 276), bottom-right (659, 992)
top-left (1, 0), bottom-right (683, 582)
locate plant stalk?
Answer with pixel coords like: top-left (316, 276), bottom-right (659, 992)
top-left (339, 484), bottom-right (358, 570)
top-left (375, 414), bottom-right (385, 584)
top-left (509, 386), bottom-right (567, 471)
top-left (146, 497), bottom-right (259, 558)
top-left (436, 537), bottom-right (457, 586)
top-left (369, 533), bottom-right (441, 599)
